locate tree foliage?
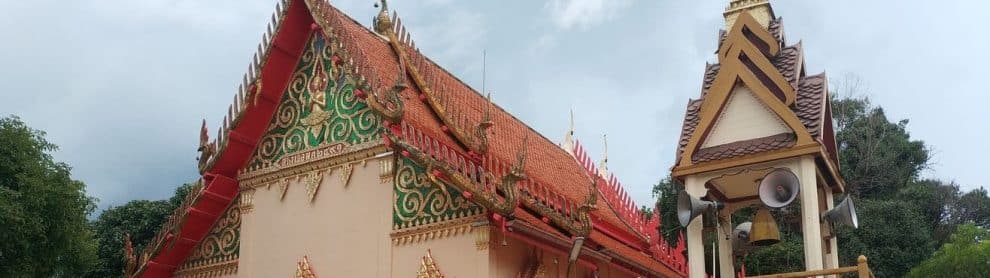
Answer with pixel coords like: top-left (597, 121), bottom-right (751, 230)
top-left (831, 97), bottom-right (930, 199)
top-left (87, 183), bottom-right (193, 277)
top-left (836, 199), bottom-right (934, 277)
top-left (0, 115), bottom-right (98, 276)
top-left (651, 176), bottom-right (683, 244)
top-left (907, 223), bottom-right (990, 277)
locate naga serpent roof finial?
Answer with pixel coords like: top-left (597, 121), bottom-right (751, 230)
top-left (373, 0), bottom-right (392, 35)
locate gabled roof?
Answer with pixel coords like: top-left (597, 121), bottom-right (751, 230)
top-left (674, 14), bottom-right (837, 172)
top-left (134, 0), bottom-right (686, 277)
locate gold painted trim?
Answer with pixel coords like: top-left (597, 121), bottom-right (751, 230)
top-left (340, 162), bottom-right (355, 187)
top-left (305, 169), bottom-right (328, 202)
top-left (295, 256), bottom-right (317, 278)
top-left (678, 12), bottom-right (812, 168)
top-left (240, 188), bottom-right (255, 214)
top-left (474, 224), bottom-right (491, 251)
top-left (173, 259), bottom-right (238, 278)
top-left (391, 214), bottom-right (484, 245)
top-left (239, 143), bottom-right (387, 189)
top-left (386, 131), bottom-right (523, 217)
top-left (380, 156), bottom-right (396, 184)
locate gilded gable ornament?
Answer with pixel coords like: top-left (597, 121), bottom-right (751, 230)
top-left (301, 57), bottom-right (334, 128)
top-left (295, 256), bottom-right (317, 278)
top-left (340, 162), bottom-right (355, 187)
top-left (278, 178), bottom-right (291, 201)
top-left (244, 33), bottom-right (382, 174)
top-left (416, 250), bottom-right (444, 278)
top-left (306, 169), bottom-right (327, 202)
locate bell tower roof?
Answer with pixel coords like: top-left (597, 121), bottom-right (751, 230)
top-left (724, 0), bottom-right (775, 29)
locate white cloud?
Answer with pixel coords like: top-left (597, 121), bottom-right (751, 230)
top-left (545, 0), bottom-right (633, 30)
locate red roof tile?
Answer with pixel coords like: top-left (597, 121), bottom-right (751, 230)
top-left (320, 3), bottom-right (673, 270)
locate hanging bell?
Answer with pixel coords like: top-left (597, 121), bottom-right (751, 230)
top-left (749, 207), bottom-right (781, 246)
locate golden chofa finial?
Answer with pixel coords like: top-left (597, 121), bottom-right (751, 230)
top-left (723, 0), bottom-right (774, 29)
top-left (373, 0), bottom-right (392, 35)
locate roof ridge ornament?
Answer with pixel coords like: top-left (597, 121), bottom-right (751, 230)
top-left (561, 109), bottom-right (576, 155)
top-left (384, 125), bottom-right (521, 217)
top-left (373, 0), bottom-right (392, 36)
top-left (724, 0), bottom-right (774, 29)
top-left (375, 2), bottom-right (491, 160)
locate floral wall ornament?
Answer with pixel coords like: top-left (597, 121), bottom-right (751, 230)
top-left (244, 32), bottom-right (382, 174)
top-left (306, 169), bottom-right (327, 202)
top-left (340, 162), bottom-right (355, 187)
top-left (295, 256), bottom-right (317, 278)
top-left (279, 178), bottom-right (291, 201)
top-left (240, 188), bottom-right (256, 214)
top-left (174, 203), bottom-right (241, 277)
top-left (385, 131), bottom-right (523, 218)
top-left (416, 250), bottom-right (445, 278)
top-left (393, 157), bottom-right (482, 229)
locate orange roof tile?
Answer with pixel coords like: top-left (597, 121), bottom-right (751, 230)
top-left (321, 4), bottom-right (649, 246)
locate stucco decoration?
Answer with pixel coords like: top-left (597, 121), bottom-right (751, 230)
top-left (305, 169), bottom-right (328, 202)
top-left (174, 203), bottom-right (241, 277)
top-left (244, 32), bottom-right (381, 175)
top-left (393, 157), bottom-right (482, 230)
top-left (240, 188), bottom-right (255, 214)
top-left (416, 249), bottom-right (445, 278)
top-left (295, 256), bottom-right (317, 278)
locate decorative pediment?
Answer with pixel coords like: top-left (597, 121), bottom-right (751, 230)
top-left (678, 12), bottom-right (815, 167)
top-left (240, 32), bottom-right (383, 178)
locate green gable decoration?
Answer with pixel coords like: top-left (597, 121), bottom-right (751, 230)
top-left (247, 32), bottom-right (381, 170)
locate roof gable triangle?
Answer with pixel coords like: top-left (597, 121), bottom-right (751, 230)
top-left (701, 85), bottom-right (793, 148)
top-left (677, 13), bottom-right (815, 167)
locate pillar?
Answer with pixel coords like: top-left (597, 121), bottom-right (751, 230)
top-left (822, 188), bottom-right (840, 268)
top-left (684, 175), bottom-right (708, 278)
top-left (798, 156), bottom-right (824, 271)
top-left (717, 215), bottom-right (734, 277)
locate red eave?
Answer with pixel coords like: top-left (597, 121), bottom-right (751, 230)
top-left (138, 1), bottom-right (314, 277)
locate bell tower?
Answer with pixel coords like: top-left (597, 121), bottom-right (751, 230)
top-left (671, 1), bottom-right (848, 277)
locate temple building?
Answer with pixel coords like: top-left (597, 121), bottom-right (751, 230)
top-left (127, 0), bottom-right (865, 277)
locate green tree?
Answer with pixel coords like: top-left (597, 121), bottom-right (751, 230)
top-left (88, 183), bottom-right (194, 277)
top-left (0, 115), bottom-right (98, 276)
top-left (837, 198), bottom-right (935, 277)
top-left (907, 223), bottom-right (990, 278)
top-left (831, 97), bottom-right (930, 199)
top-left (651, 176), bottom-right (683, 244)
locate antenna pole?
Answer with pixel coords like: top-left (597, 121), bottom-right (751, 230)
top-left (482, 50), bottom-right (487, 95)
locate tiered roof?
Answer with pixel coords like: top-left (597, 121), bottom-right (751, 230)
top-left (674, 15), bottom-right (840, 177)
top-left (132, 0), bottom-right (687, 277)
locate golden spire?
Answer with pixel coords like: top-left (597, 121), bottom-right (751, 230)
top-left (723, 0), bottom-right (774, 29)
top-left (373, 0), bottom-right (392, 35)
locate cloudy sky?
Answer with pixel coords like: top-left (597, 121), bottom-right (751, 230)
top-left (1, 0), bottom-right (987, 213)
